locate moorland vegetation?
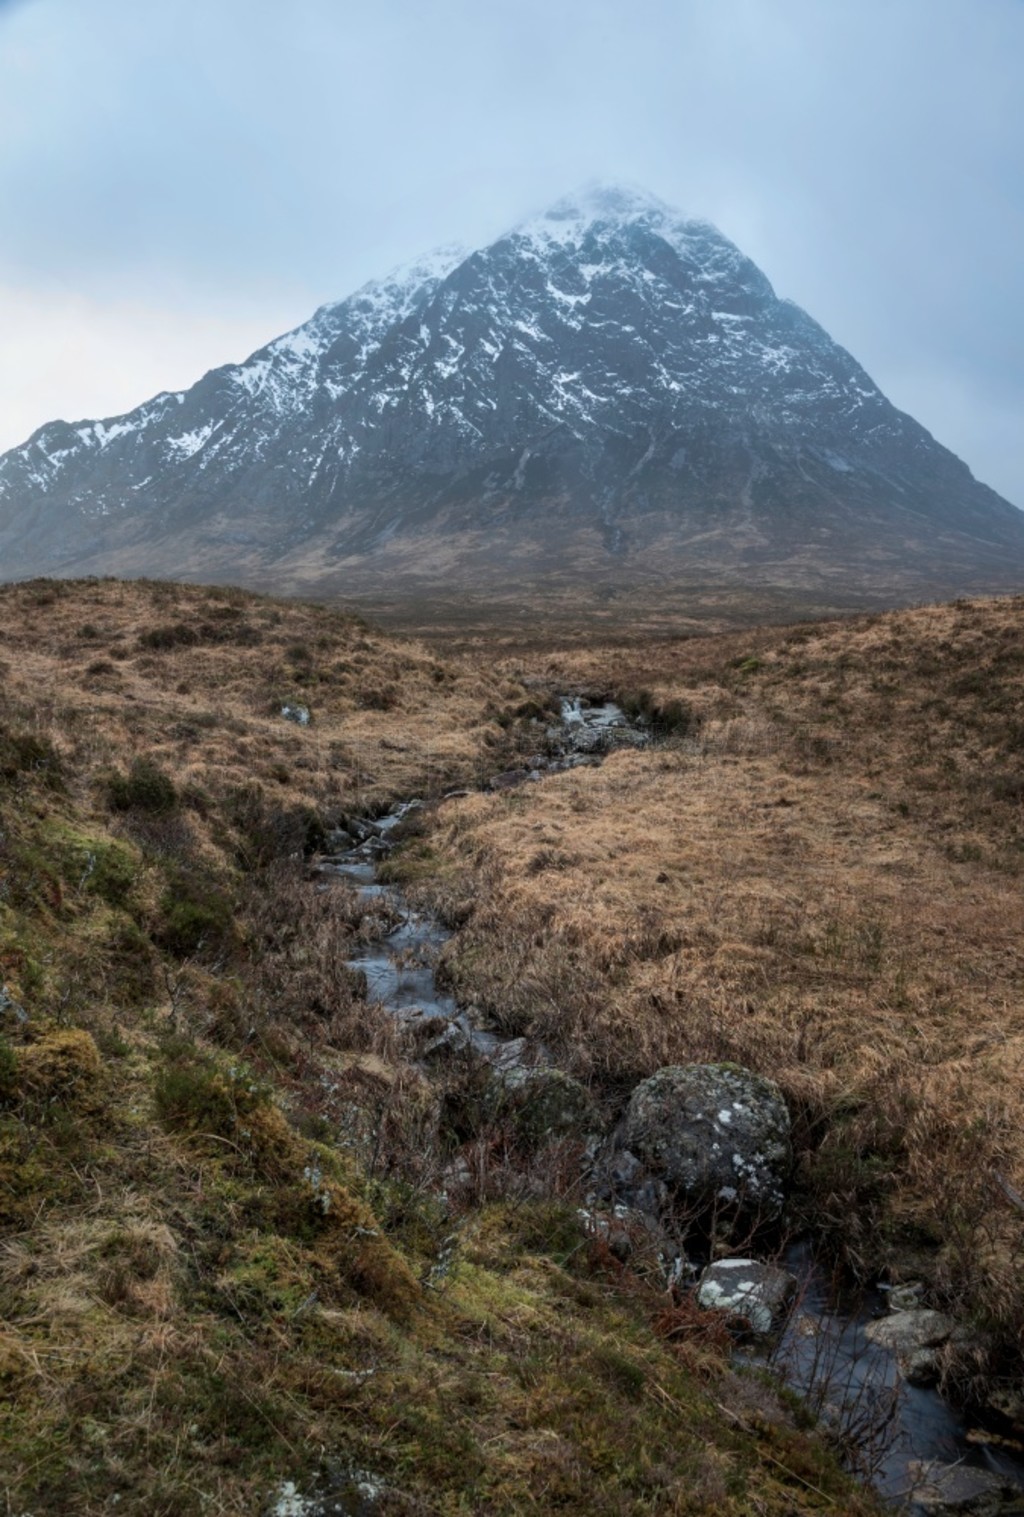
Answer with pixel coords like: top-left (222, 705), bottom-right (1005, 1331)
top-left (5, 575), bottom-right (1024, 1512)
top-left (410, 596), bottom-right (1024, 1403)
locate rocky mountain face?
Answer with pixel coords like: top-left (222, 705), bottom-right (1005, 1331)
top-left (2, 184), bottom-right (1022, 602)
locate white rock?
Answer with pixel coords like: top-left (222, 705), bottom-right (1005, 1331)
top-left (696, 1258), bottom-right (796, 1335)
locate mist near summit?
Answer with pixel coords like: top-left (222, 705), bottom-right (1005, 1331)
top-left (0, 0), bottom-right (1021, 508)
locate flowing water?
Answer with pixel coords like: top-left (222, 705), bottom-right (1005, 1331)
top-left (319, 700), bottom-right (1024, 1511)
top-left (767, 1242), bottom-right (1024, 1507)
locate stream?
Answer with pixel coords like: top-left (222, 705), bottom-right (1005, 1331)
top-left (319, 699), bottom-right (1024, 1513)
top-left (769, 1242), bottom-right (1024, 1508)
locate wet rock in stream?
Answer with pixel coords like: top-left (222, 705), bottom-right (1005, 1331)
top-left (558, 697), bottom-right (651, 751)
top-left (419, 1020), bottom-right (477, 1065)
top-left (865, 1309), bottom-right (957, 1355)
top-left (907, 1460), bottom-right (1024, 1515)
top-left (865, 1307), bottom-right (966, 1389)
top-left (696, 1258), bottom-right (798, 1335)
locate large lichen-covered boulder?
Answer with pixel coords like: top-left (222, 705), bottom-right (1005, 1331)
top-left (620, 1064), bottom-right (792, 1218)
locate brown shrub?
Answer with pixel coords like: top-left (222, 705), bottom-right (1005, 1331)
top-left (16, 1030), bottom-right (103, 1110)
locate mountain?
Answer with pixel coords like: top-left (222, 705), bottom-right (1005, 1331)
top-left (2, 183), bottom-right (1022, 604)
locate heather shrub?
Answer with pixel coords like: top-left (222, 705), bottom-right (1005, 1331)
top-left (108, 757), bottom-right (178, 814)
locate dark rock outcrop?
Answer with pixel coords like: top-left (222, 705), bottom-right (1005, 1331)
top-left (487, 1065), bottom-right (598, 1148)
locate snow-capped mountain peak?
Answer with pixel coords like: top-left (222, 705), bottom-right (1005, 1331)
top-left (0, 185), bottom-right (1020, 598)
top-left (511, 180), bottom-right (682, 242)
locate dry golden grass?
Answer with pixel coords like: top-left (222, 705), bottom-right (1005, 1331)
top-left (0, 577), bottom-right (884, 1515)
top-left (414, 595), bottom-right (1024, 1349)
top-left (0, 575), bottom-right (526, 817)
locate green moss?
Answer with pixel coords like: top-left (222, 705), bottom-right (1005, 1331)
top-left (47, 823), bottom-right (139, 907)
top-left (497, 1199), bottom-right (589, 1267)
top-left (17, 1029), bottom-right (103, 1110)
top-left (154, 1048), bottom-right (420, 1318)
top-left (217, 1235), bottom-right (316, 1318)
top-left (154, 1050), bottom-right (270, 1138)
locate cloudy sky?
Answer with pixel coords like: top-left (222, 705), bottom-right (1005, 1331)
top-left (1, 0), bottom-right (1021, 504)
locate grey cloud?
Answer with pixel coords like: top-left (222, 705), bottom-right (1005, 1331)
top-left (0, 0), bottom-right (1021, 503)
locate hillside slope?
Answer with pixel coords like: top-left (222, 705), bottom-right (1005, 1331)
top-left (0, 579), bottom-right (878, 1516)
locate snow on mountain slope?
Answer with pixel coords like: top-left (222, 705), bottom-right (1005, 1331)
top-left (0, 185), bottom-right (1020, 597)
top-left (0, 242), bottom-right (467, 511)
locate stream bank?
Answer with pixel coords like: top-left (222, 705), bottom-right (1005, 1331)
top-left (319, 697), bottom-right (1024, 1513)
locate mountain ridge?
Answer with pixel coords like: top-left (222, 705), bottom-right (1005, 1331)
top-left (1, 183), bottom-right (1022, 603)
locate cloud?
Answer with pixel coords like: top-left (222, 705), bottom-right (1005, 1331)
top-left (0, 278), bottom-right (308, 449)
top-left (0, 0), bottom-right (1021, 503)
